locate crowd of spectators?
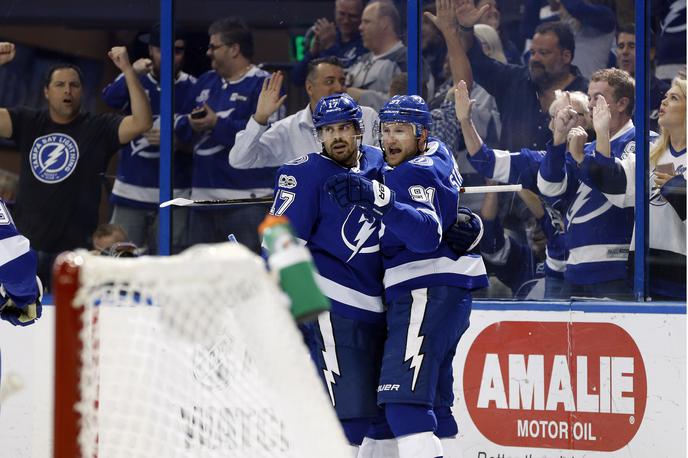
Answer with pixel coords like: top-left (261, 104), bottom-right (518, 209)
top-left (0, 0), bottom-right (685, 300)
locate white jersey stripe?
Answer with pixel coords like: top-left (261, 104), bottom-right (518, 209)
top-left (537, 171), bottom-right (568, 197)
top-left (567, 244), bottom-right (630, 265)
top-left (0, 235), bottom-right (31, 267)
top-left (491, 148), bottom-right (512, 183)
top-left (383, 256), bottom-right (487, 289)
top-left (314, 272), bottom-right (384, 313)
top-left (112, 180), bottom-right (190, 203)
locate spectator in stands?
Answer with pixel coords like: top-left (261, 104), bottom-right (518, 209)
top-left (521, 0), bottom-right (617, 80)
top-left (422, 3), bottom-right (449, 91)
top-left (538, 68), bottom-right (640, 299)
top-left (577, 77), bottom-right (686, 300)
top-left (456, 1), bottom-right (588, 152)
top-left (474, 0), bottom-right (521, 64)
top-left (478, 186), bottom-right (549, 299)
top-left (455, 81), bottom-right (587, 298)
top-left (291, 0), bottom-right (367, 86)
top-left (653, 0), bottom-right (687, 82)
top-left (175, 18), bottom-right (277, 253)
top-left (425, 0), bottom-right (502, 210)
top-left (91, 222), bottom-right (128, 253)
top-left (346, 0), bottom-right (433, 111)
top-left (0, 42), bottom-right (152, 287)
top-left (614, 23), bottom-right (671, 133)
top-left (102, 24), bottom-right (197, 254)
top-left (229, 57), bottom-right (378, 169)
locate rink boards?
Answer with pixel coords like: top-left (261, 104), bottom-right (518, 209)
top-left (0, 301), bottom-right (685, 457)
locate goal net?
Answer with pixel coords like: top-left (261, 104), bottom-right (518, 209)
top-left (52, 243), bottom-right (349, 458)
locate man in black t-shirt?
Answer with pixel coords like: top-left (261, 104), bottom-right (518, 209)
top-left (0, 42), bottom-right (153, 286)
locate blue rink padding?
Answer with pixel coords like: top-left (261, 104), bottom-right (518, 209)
top-left (471, 300), bottom-right (687, 315)
top-left (41, 294), bottom-right (685, 315)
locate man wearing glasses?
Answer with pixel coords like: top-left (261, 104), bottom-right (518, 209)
top-left (175, 17), bottom-right (281, 253)
top-left (102, 24), bottom-right (197, 254)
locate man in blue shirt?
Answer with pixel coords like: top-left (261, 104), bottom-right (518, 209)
top-left (456, 2), bottom-right (588, 151)
top-left (175, 18), bottom-right (277, 253)
top-left (102, 24), bottom-right (196, 254)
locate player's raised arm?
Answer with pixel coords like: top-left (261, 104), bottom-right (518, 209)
top-left (108, 46), bottom-right (154, 144)
top-left (0, 42), bottom-right (17, 139)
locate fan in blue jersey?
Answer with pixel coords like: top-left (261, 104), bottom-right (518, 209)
top-left (577, 78), bottom-right (686, 300)
top-left (455, 80), bottom-right (588, 298)
top-left (175, 18), bottom-right (280, 253)
top-left (102, 24), bottom-right (196, 254)
top-left (0, 199), bottom-right (42, 327)
top-left (479, 186), bottom-right (550, 300)
top-left (538, 68), bottom-right (649, 299)
top-left (268, 93), bottom-right (388, 449)
top-left (326, 95), bottom-right (488, 458)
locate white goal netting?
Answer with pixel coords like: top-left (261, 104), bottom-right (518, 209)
top-left (59, 243), bottom-right (348, 458)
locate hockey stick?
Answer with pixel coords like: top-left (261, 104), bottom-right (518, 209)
top-left (460, 184), bottom-right (522, 194)
top-left (159, 185), bottom-right (522, 208)
top-left (159, 196), bottom-right (274, 208)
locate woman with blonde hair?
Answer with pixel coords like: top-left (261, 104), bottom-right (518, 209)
top-left (579, 77), bottom-right (686, 300)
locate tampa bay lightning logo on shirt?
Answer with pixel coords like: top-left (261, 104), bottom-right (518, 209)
top-left (29, 133), bottom-right (79, 183)
top-left (341, 207), bottom-right (379, 262)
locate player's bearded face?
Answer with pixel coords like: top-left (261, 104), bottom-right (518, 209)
top-left (319, 121), bottom-right (360, 167)
top-left (44, 68), bottom-right (82, 121)
top-left (381, 123), bottom-right (419, 167)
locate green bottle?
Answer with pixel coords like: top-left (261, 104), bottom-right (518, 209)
top-left (259, 215), bottom-right (330, 322)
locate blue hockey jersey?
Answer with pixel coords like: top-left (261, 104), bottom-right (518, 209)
top-left (467, 143), bottom-right (567, 277)
top-left (102, 71), bottom-right (197, 208)
top-left (270, 146), bottom-right (387, 324)
top-left (176, 66), bottom-right (276, 200)
top-left (380, 139), bottom-right (488, 301)
top-left (537, 121), bottom-right (640, 285)
top-left (0, 200), bottom-right (39, 308)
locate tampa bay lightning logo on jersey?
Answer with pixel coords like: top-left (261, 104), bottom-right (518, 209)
top-left (286, 155), bottom-right (309, 165)
top-left (566, 183), bottom-right (612, 229)
top-left (341, 207), bottom-right (379, 262)
top-left (409, 156), bottom-right (433, 166)
top-left (29, 133), bottom-right (79, 183)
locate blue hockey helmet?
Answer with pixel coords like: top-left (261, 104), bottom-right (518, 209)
top-left (378, 95), bottom-right (432, 136)
top-left (312, 93), bottom-right (364, 131)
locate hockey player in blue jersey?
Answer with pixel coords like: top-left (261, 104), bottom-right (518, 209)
top-left (102, 24), bottom-right (196, 254)
top-left (538, 68), bottom-right (647, 298)
top-left (176, 17), bottom-right (279, 252)
top-left (268, 93), bottom-right (388, 449)
top-left (326, 95), bottom-right (488, 458)
top-left (0, 199), bottom-right (41, 327)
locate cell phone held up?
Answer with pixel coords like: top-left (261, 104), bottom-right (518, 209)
top-left (190, 108), bottom-right (207, 120)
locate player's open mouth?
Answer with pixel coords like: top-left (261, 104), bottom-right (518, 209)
top-left (388, 148), bottom-right (402, 156)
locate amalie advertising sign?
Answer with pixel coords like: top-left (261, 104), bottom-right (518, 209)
top-left (463, 321), bottom-right (647, 452)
